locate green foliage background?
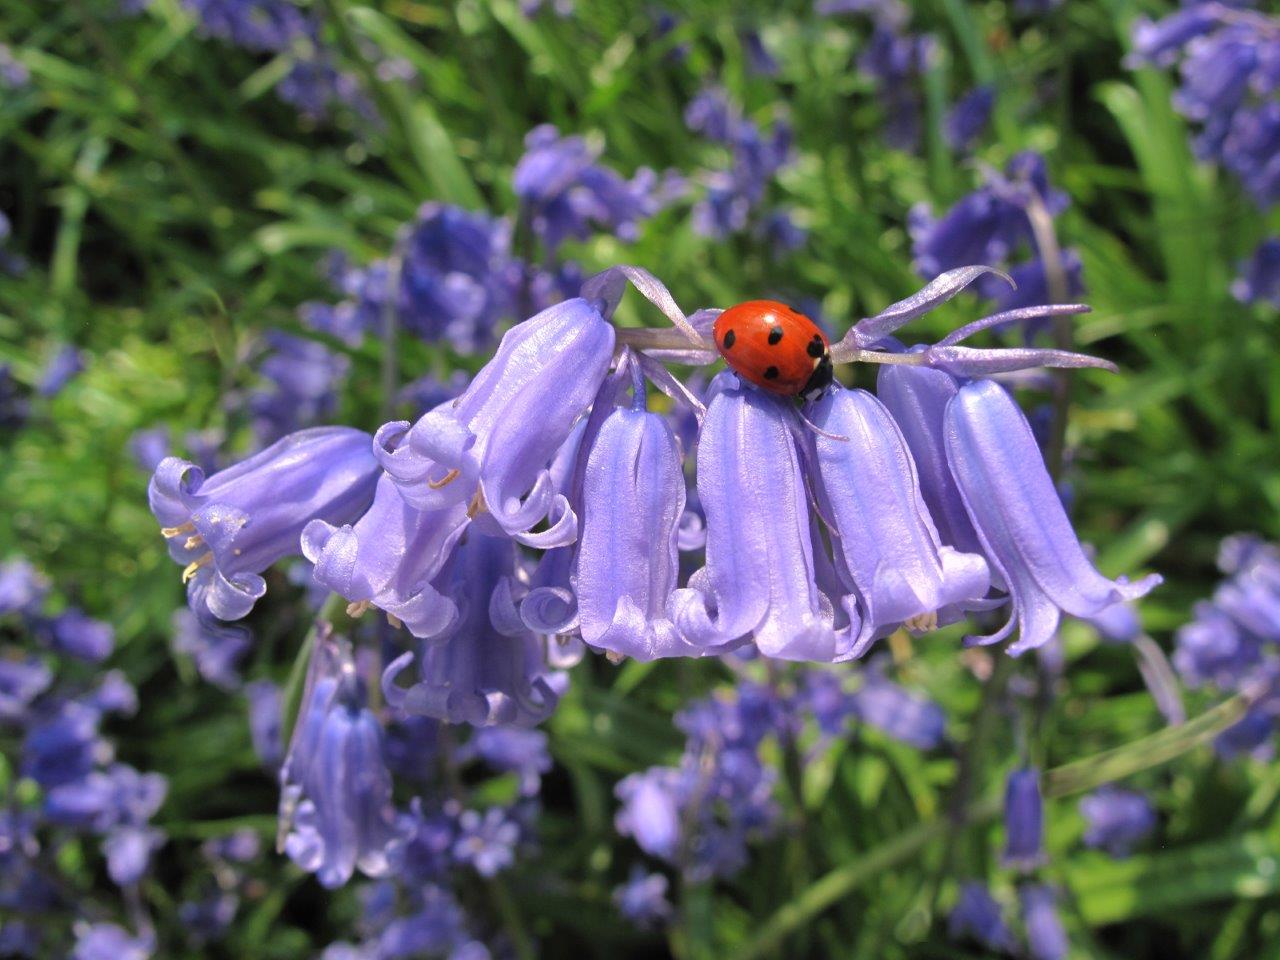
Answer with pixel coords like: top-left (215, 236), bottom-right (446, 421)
top-left (1, 0), bottom-right (1279, 957)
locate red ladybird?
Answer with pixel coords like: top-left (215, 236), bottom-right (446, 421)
top-left (713, 300), bottom-right (834, 400)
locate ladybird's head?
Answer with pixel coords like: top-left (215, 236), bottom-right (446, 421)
top-left (799, 350), bottom-right (834, 401)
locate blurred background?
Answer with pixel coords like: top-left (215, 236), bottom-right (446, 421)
top-left (1, 0), bottom-right (1279, 957)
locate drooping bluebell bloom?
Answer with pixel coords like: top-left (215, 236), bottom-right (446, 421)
top-left (149, 426), bottom-right (380, 621)
top-left (37, 345), bottom-right (84, 398)
top-left (911, 152), bottom-right (1082, 310)
top-left (89, 670), bottom-right (138, 717)
top-left (1002, 767), bottom-right (1046, 871)
top-left (35, 609), bottom-right (115, 663)
top-left (103, 824), bottom-right (166, 886)
top-left (514, 125), bottom-right (680, 253)
top-left (1020, 884), bottom-right (1069, 960)
top-left (876, 363), bottom-right (986, 558)
top-left (303, 472), bottom-right (471, 639)
top-left (1232, 237), bottom-right (1280, 306)
top-left (858, 24), bottom-right (937, 151)
top-left (809, 385), bottom-right (990, 655)
top-left (613, 868), bottom-right (673, 928)
top-left (1079, 786), bottom-right (1156, 857)
top-left (249, 331), bottom-right (350, 447)
top-left (246, 679), bottom-right (284, 770)
top-left (848, 663), bottom-right (947, 749)
top-left (614, 767), bottom-right (683, 862)
top-left (685, 88), bottom-right (793, 239)
top-left (945, 380), bottom-right (1161, 654)
top-left (22, 701), bottom-right (103, 789)
top-left (381, 532), bottom-right (565, 727)
top-left (0, 657), bottom-right (52, 721)
top-left (171, 608), bottom-right (251, 690)
top-left (945, 86), bottom-right (995, 152)
top-left (740, 28), bottom-right (779, 76)
top-left (0, 558), bottom-right (49, 616)
top-left (948, 881), bottom-right (1017, 952)
top-left (396, 203), bottom-right (520, 352)
top-left (574, 385), bottom-right (688, 661)
top-left (451, 807), bottom-right (520, 877)
top-left (670, 372), bottom-right (845, 661)
top-left (279, 638), bottom-right (405, 889)
top-left (375, 296), bottom-right (614, 545)
top-left (71, 923), bottom-right (154, 960)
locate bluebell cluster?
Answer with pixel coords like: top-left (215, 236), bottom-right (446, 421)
top-left (1130, 2), bottom-right (1280, 306)
top-left (911, 152), bottom-right (1084, 313)
top-left (0, 558), bottom-right (166, 958)
top-left (683, 87), bottom-right (799, 246)
top-left (1175, 534), bottom-right (1280, 758)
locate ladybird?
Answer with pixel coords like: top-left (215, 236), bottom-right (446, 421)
top-left (713, 300), bottom-right (833, 400)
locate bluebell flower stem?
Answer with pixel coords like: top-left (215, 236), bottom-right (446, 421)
top-left (380, 253), bottom-right (402, 421)
top-left (280, 594), bottom-right (347, 745)
top-left (487, 875), bottom-right (538, 960)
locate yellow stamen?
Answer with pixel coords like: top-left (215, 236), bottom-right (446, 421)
top-left (606, 650), bottom-right (625, 665)
top-left (386, 613), bottom-right (403, 629)
top-left (903, 611), bottom-right (939, 635)
top-left (181, 553), bottom-right (213, 583)
top-left (467, 487), bottom-right (487, 520)
top-left (184, 535), bottom-right (205, 551)
top-left (427, 468), bottom-right (461, 490)
top-left (161, 522), bottom-right (195, 538)
top-left (889, 627), bottom-right (915, 663)
top-left (346, 600), bottom-right (370, 618)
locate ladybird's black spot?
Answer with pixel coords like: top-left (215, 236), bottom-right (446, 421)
top-left (767, 326), bottom-right (784, 345)
top-left (806, 335), bottom-right (826, 359)
top-left (722, 329), bottom-right (736, 350)
top-left (763, 365), bottom-right (780, 380)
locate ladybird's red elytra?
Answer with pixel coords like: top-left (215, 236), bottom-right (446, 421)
top-left (713, 300), bottom-right (834, 400)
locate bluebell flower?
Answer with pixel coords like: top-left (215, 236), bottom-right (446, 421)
top-left (945, 85), bottom-right (995, 151)
top-left (799, 670), bottom-right (858, 736)
top-left (23, 701), bottom-right (103, 789)
top-left (858, 24), bottom-right (937, 151)
top-left (1232, 237), bottom-right (1280, 306)
top-left (0, 44), bottom-right (29, 89)
top-left (249, 332), bottom-right (350, 447)
top-left (0, 558), bottom-right (49, 616)
top-left (574, 385), bottom-right (689, 661)
top-left (1003, 767), bottom-right (1046, 871)
top-left (451, 807), bottom-right (520, 877)
top-left (129, 427), bottom-right (171, 472)
top-left (0, 657), bottom-right (51, 721)
top-left (809, 385), bottom-right (990, 654)
top-left (458, 727), bottom-right (551, 797)
top-left (103, 825), bottom-right (166, 886)
top-left (44, 762), bottom-right (166, 838)
top-left (149, 426), bottom-right (380, 620)
top-left (670, 372), bottom-right (845, 661)
top-left (848, 664), bottom-right (947, 749)
top-left (740, 28), bottom-right (779, 76)
top-left (178, 892), bottom-right (239, 944)
top-left (246, 679), bottom-right (284, 770)
top-left (1079, 786), bottom-right (1156, 857)
top-left (36, 609), bottom-right (115, 662)
top-left (614, 767), bottom-right (683, 862)
top-left (279, 638), bottom-right (405, 889)
top-left (204, 828), bottom-right (262, 863)
top-left (910, 153), bottom-right (1082, 309)
top-left (382, 532), bottom-right (565, 726)
top-left (172, 608), bottom-right (251, 690)
top-left (89, 670), bottom-right (138, 717)
top-left (948, 881), bottom-right (1016, 952)
top-left (1020, 884), bottom-right (1069, 960)
top-left (613, 868), bottom-right (673, 928)
top-left (514, 125), bottom-right (678, 253)
top-left (37, 345), bottom-right (84, 398)
top-left (945, 380), bottom-right (1161, 653)
top-left (375, 296), bottom-right (614, 545)
top-left (71, 923), bottom-right (153, 960)
top-left (180, 0), bottom-right (309, 51)
top-left (304, 472), bottom-right (470, 639)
